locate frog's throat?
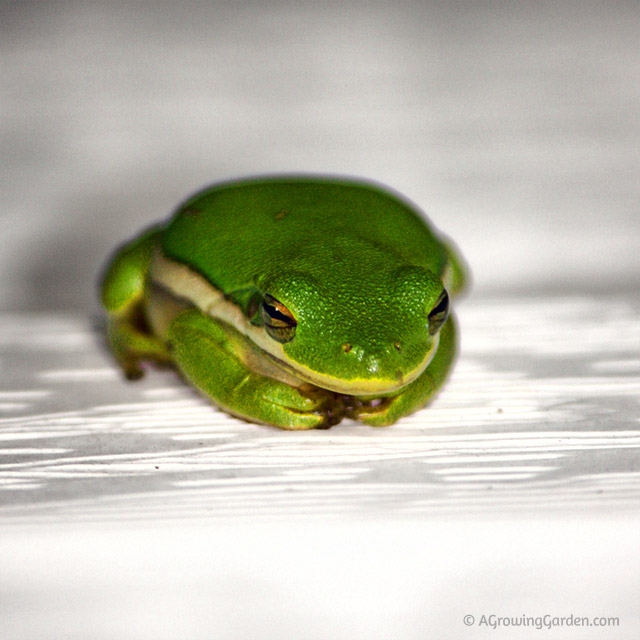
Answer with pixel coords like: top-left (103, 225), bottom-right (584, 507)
top-left (148, 248), bottom-right (433, 395)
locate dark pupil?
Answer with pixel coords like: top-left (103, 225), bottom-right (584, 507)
top-left (428, 290), bottom-right (450, 335)
top-left (264, 301), bottom-right (292, 325)
top-left (260, 295), bottom-right (297, 343)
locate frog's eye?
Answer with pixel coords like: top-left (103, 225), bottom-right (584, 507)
top-left (260, 294), bottom-right (297, 343)
top-left (427, 290), bottom-right (450, 335)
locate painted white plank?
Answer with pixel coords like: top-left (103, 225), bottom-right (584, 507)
top-left (1, 295), bottom-right (639, 524)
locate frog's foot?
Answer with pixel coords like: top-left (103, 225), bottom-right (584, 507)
top-left (106, 312), bottom-right (172, 379)
top-left (348, 316), bottom-right (458, 427)
top-left (344, 396), bottom-right (399, 427)
top-left (167, 309), bottom-right (345, 430)
top-left (245, 381), bottom-right (345, 430)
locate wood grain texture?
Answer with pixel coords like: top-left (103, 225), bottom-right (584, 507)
top-left (2, 295), bottom-right (639, 525)
top-left (0, 296), bottom-right (640, 640)
top-left (2, 299), bottom-right (639, 639)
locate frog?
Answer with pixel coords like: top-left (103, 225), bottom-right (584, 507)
top-left (100, 176), bottom-right (467, 429)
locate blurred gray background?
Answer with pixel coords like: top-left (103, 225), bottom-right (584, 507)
top-left (2, 0), bottom-right (639, 312)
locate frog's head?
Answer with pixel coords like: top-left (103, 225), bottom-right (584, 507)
top-left (251, 266), bottom-right (450, 395)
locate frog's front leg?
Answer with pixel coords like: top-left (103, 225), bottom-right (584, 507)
top-left (167, 309), bottom-right (343, 430)
top-left (349, 316), bottom-right (457, 426)
top-left (101, 228), bottom-right (172, 379)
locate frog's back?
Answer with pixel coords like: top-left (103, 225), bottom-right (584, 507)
top-left (161, 177), bottom-right (452, 292)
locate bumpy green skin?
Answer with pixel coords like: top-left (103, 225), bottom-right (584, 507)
top-left (100, 176), bottom-right (467, 429)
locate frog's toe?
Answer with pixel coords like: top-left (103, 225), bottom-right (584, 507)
top-left (346, 396), bottom-right (398, 427)
top-left (259, 383), bottom-right (345, 430)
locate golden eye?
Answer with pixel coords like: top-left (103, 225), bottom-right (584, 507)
top-left (260, 294), bottom-right (297, 343)
top-left (428, 290), bottom-right (450, 335)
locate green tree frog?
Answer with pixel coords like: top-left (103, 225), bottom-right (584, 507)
top-left (100, 176), bottom-right (467, 429)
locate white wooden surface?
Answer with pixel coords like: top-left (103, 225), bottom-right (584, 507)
top-left (2, 297), bottom-right (640, 523)
top-left (1, 296), bottom-right (639, 638)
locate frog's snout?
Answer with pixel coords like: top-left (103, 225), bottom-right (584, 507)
top-left (341, 342), bottom-right (379, 373)
top-left (333, 331), bottom-right (438, 392)
top-left (340, 341), bottom-right (407, 380)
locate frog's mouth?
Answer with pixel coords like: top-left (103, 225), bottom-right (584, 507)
top-left (149, 249), bottom-right (436, 396)
top-left (263, 338), bottom-right (438, 396)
